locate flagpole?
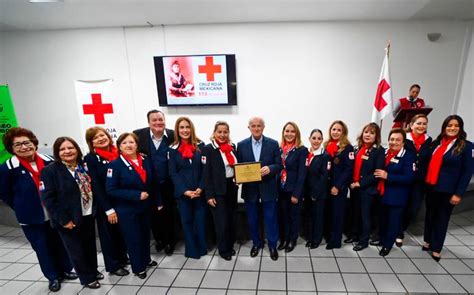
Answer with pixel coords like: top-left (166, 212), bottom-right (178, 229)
top-left (380, 40), bottom-right (390, 134)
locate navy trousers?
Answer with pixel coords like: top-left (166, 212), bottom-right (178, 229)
top-left (399, 181), bottom-right (426, 238)
top-left (210, 179), bottom-right (238, 256)
top-left (424, 190), bottom-right (455, 253)
top-left (328, 189), bottom-right (347, 247)
top-left (379, 204), bottom-right (404, 250)
top-left (96, 212), bottom-right (128, 272)
top-left (309, 198), bottom-right (326, 246)
top-left (117, 209), bottom-right (151, 274)
top-left (57, 216), bottom-right (98, 285)
top-left (245, 199), bottom-right (279, 249)
top-left (350, 190), bottom-right (377, 247)
top-left (177, 196), bottom-right (207, 259)
top-left (151, 181), bottom-right (176, 247)
top-left (22, 222), bottom-right (73, 281)
top-left (279, 191), bottom-right (302, 242)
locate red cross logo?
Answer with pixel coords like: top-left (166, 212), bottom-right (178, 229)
top-left (82, 93), bottom-right (114, 124)
top-left (198, 56), bottom-right (222, 81)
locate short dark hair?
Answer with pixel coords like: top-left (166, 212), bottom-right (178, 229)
top-left (409, 84), bottom-right (421, 91)
top-left (52, 137), bottom-right (83, 162)
top-left (2, 127), bottom-right (39, 154)
top-left (146, 109), bottom-right (165, 122)
top-left (388, 128), bottom-right (406, 142)
top-left (116, 132), bottom-right (139, 152)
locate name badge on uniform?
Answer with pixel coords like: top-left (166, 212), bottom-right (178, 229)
top-left (83, 162), bottom-right (88, 172)
top-left (390, 158), bottom-right (399, 164)
top-left (167, 151), bottom-right (170, 160)
top-left (413, 163), bottom-right (417, 171)
top-left (361, 155), bottom-right (369, 160)
top-left (349, 152), bottom-right (355, 160)
top-left (21, 170), bottom-right (26, 174)
top-left (201, 156), bottom-right (207, 164)
top-left (107, 168), bottom-right (113, 178)
top-left (327, 161), bottom-right (331, 170)
top-left (39, 181), bottom-right (45, 191)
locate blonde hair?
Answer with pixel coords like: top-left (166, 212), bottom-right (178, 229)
top-left (210, 121), bottom-right (231, 142)
top-left (324, 120), bottom-right (351, 152)
top-left (173, 116), bottom-right (201, 148)
top-left (280, 121), bottom-right (303, 148)
top-left (406, 114), bottom-right (428, 133)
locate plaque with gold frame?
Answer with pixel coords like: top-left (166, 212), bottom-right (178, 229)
top-left (234, 162), bottom-right (262, 184)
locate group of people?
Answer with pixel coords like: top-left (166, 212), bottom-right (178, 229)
top-left (0, 106), bottom-right (472, 291)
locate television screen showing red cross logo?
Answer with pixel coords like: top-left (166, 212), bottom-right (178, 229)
top-left (154, 54), bottom-right (237, 106)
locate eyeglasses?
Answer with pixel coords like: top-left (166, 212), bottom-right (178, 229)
top-left (12, 140), bottom-right (33, 149)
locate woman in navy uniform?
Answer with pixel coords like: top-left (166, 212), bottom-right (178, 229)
top-left (0, 128), bottom-right (76, 292)
top-left (277, 122), bottom-right (307, 253)
top-left (168, 116), bottom-right (207, 259)
top-left (348, 123), bottom-right (384, 251)
top-left (202, 121), bottom-right (238, 260)
top-left (304, 129), bottom-right (330, 249)
top-left (374, 128), bottom-right (415, 256)
top-left (396, 114), bottom-right (432, 247)
top-left (423, 115), bottom-right (473, 261)
top-left (84, 127), bottom-right (129, 277)
top-left (324, 120), bottom-right (354, 249)
top-left (40, 137), bottom-right (102, 289)
top-left (106, 132), bottom-right (160, 279)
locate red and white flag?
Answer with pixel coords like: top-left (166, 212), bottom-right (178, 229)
top-left (371, 46), bottom-right (393, 124)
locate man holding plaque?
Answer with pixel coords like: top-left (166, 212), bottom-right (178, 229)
top-left (236, 117), bottom-right (282, 261)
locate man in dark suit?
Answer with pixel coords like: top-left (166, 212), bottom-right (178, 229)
top-left (236, 117), bottom-right (282, 260)
top-left (133, 110), bottom-right (176, 255)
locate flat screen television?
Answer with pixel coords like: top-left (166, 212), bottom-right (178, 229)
top-left (154, 54), bottom-right (237, 106)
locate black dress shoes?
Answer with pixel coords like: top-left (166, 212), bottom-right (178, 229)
top-left (95, 271), bottom-right (104, 280)
top-left (353, 244), bottom-right (367, 252)
top-left (309, 242), bottom-right (319, 249)
top-left (61, 271), bottom-right (78, 281)
top-left (305, 241), bottom-right (311, 247)
top-left (277, 241), bottom-right (288, 251)
top-left (395, 238), bottom-right (403, 247)
top-left (147, 260), bottom-right (158, 267)
top-left (48, 279), bottom-right (61, 292)
top-left (285, 241), bottom-right (296, 253)
top-left (110, 268), bottom-right (129, 276)
top-left (154, 241), bottom-right (164, 252)
top-left (379, 247), bottom-right (391, 257)
top-left (421, 245), bottom-right (430, 251)
top-left (344, 237), bottom-right (355, 244)
top-left (250, 246), bottom-right (260, 257)
top-left (135, 271), bottom-right (147, 279)
top-left (221, 254), bottom-right (232, 261)
top-left (269, 248), bottom-right (279, 261)
top-left (85, 281), bottom-right (101, 289)
top-left (164, 244), bottom-right (174, 256)
top-left (431, 253), bottom-right (441, 262)
top-left (231, 249), bottom-right (236, 256)
top-left (369, 240), bottom-right (382, 246)
top-left (326, 243), bottom-right (335, 250)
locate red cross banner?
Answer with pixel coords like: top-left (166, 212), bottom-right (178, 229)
top-left (371, 45), bottom-right (393, 124)
top-left (74, 79), bottom-right (120, 141)
top-left (162, 55), bottom-right (228, 105)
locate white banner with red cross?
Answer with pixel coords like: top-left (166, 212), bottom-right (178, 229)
top-left (74, 79), bottom-right (120, 143)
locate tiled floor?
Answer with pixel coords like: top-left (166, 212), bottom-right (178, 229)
top-left (0, 210), bottom-right (473, 294)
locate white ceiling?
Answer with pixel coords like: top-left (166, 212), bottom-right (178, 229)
top-left (0, 0), bottom-right (473, 31)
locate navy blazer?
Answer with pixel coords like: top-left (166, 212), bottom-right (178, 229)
top-left (0, 154), bottom-right (54, 225)
top-left (428, 139), bottom-right (473, 197)
top-left (84, 153), bottom-right (114, 213)
top-left (353, 145), bottom-right (385, 195)
top-left (381, 148), bottom-right (415, 206)
top-left (329, 144), bottom-right (355, 192)
top-left (40, 161), bottom-right (97, 229)
top-left (134, 127), bottom-right (175, 183)
top-left (202, 141), bottom-right (238, 199)
top-left (405, 133), bottom-right (432, 181)
top-left (106, 155), bottom-right (160, 214)
top-left (304, 148), bottom-right (330, 200)
top-left (236, 136), bottom-right (283, 202)
top-left (168, 142), bottom-right (206, 198)
top-left (280, 146), bottom-right (307, 199)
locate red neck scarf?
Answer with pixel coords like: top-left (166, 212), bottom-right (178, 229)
top-left (306, 150), bottom-right (315, 167)
top-left (377, 149), bottom-right (398, 195)
top-left (178, 141), bottom-right (196, 159)
top-left (426, 136), bottom-right (456, 185)
top-left (17, 153), bottom-right (45, 190)
top-left (95, 146), bottom-right (119, 162)
top-left (411, 132), bottom-right (426, 152)
top-left (122, 154), bottom-right (147, 183)
top-left (326, 140), bottom-right (339, 157)
top-left (280, 142), bottom-right (295, 185)
top-left (216, 140), bottom-right (235, 166)
top-left (353, 145), bottom-right (369, 182)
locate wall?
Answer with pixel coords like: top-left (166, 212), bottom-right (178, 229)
top-left (0, 20), bottom-right (470, 150)
top-left (457, 21), bottom-right (473, 137)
